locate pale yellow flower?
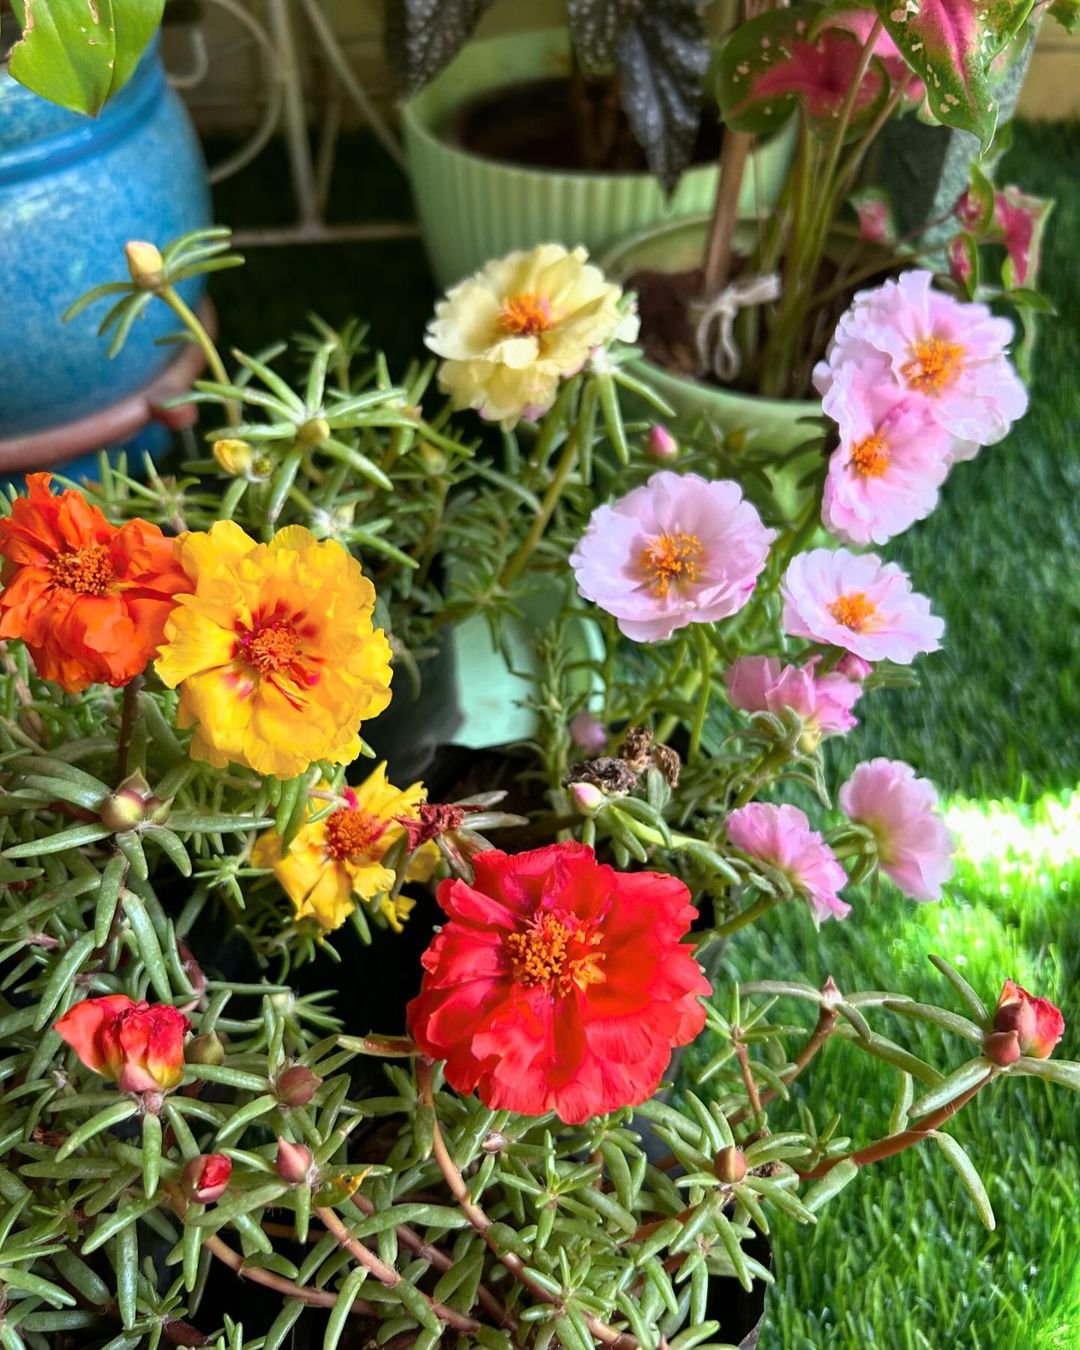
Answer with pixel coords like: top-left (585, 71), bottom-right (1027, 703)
top-left (425, 244), bottom-right (639, 429)
top-left (251, 765), bottom-right (437, 933)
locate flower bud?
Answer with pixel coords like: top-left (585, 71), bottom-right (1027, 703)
top-left (275, 1065), bottom-right (322, 1107)
top-left (185, 1032), bottom-right (226, 1066)
top-left (481, 1130), bottom-right (509, 1154)
top-left (275, 1137), bottom-right (316, 1186)
top-left (569, 711), bottom-right (607, 754)
top-left (183, 1153), bottom-right (232, 1205)
top-left (835, 654), bottom-right (872, 683)
top-left (714, 1145), bottom-right (747, 1184)
top-left (646, 424), bottom-right (678, 460)
top-left (990, 980), bottom-right (1064, 1060)
top-left (99, 771), bottom-right (164, 833)
top-left (125, 240), bottom-right (166, 290)
top-left (419, 443), bottom-right (448, 475)
top-left (947, 235), bottom-right (975, 289)
top-left (213, 439), bottom-right (255, 478)
top-left (982, 1029), bottom-right (1022, 1068)
top-left (570, 781), bottom-right (606, 815)
top-left (297, 417), bottom-right (331, 448)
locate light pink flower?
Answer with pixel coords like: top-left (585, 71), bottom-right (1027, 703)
top-left (725, 655), bottom-right (861, 747)
top-left (727, 803), bottom-right (850, 923)
top-left (839, 758), bottom-right (955, 901)
top-left (820, 359), bottom-right (952, 546)
top-left (570, 471), bottom-right (775, 643)
top-left (782, 548), bottom-right (943, 664)
top-left (569, 711), bottom-right (607, 754)
top-left (815, 270), bottom-right (1027, 461)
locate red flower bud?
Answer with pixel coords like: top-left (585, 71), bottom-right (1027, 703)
top-left (55, 996), bottom-right (190, 1094)
top-left (275, 1137), bottom-right (315, 1185)
top-left (982, 1030), bottom-right (1022, 1068)
top-left (276, 1065), bottom-right (322, 1107)
top-left (714, 1145), bottom-right (747, 1183)
top-left (183, 1154), bottom-right (232, 1205)
top-left (991, 980), bottom-right (1064, 1060)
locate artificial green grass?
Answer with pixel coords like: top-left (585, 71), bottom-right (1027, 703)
top-left (204, 119), bottom-right (1080, 1348)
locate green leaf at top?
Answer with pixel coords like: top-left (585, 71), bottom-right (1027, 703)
top-left (9, 0), bottom-right (164, 117)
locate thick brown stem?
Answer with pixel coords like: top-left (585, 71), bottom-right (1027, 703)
top-left (798, 1071), bottom-right (993, 1181)
top-left (417, 1059), bottom-right (638, 1350)
top-left (702, 130), bottom-right (754, 297)
top-left (315, 1203), bottom-right (483, 1335)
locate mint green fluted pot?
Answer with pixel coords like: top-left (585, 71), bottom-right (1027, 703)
top-left (401, 29), bottom-right (795, 289)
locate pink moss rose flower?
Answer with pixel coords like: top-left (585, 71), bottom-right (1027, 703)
top-left (839, 758), bottom-right (955, 901)
top-left (569, 710), bottom-right (607, 754)
top-left (782, 548), bottom-right (943, 664)
top-left (727, 803), bottom-right (850, 922)
top-left (725, 655), bottom-right (862, 748)
top-left (570, 471), bottom-right (775, 642)
top-left (815, 270), bottom-right (1027, 461)
top-left (821, 359), bottom-right (952, 546)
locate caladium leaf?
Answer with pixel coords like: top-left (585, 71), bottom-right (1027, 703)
top-left (872, 0), bottom-right (1037, 150)
top-left (569, 0), bottom-right (710, 193)
top-left (1048, 0), bottom-right (1080, 30)
top-left (9, 0), bottom-right (164, 116)
top-left (718, 5), bottom-right (890, 139)
top-left (384, 0), bottom-right (494, 95)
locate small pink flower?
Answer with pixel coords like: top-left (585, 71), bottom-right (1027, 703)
top-left (839, 758), bottom-right (955, 901)
top-left (569, 711), bottom-right (607, 754)
top-left (727, 803), bottom-right (850, 922)
top-left (725, 655), bottom-right (861, 747)
top-left (646, 425), bottom-right (679, 460)
top-left (782, 548), bottom-right (943, 664)
top-left (570, 471), bottom-right (775, 643)
top-left (820, 360), bottom-right (952, 546)
top-left (815, 270), bottom-right (1027, 461)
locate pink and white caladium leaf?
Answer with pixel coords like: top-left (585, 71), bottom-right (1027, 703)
top-left (872, 0), bottom-right (1037, 150)
top-left (717, 5), bottom-right (891, 139)
top-left (849, 188), bottom-right (898, 244)
top-left (993, 186), bottom-right (1053, 289)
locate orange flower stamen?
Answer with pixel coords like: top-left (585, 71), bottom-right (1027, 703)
top-left (639, 532), bottom-right (704, 598)
top-left (240, 622), bottom-right (301, 675)
top-left (48, 544), bottom-right (114, 596)
top-left (901, 337), bottom-right (964, 394)
top-left (507, 911), bottom-right (606, 996)
top-left (829, 591), bottom-right (879, 632)
top-left (324, 807), bottom-right (386, 862)
top-left (499, 292), bottom-right (553, 336)
top-left (850, 433), bottom-right (890, 477)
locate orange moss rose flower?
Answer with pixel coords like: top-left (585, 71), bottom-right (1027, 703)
top-left (55, 995), bottom-right (190, 1094)
top-left (407, 843), bottom-right (711, 1124)
top-left (252, 764), bottom-right (438, 932)
top-left (155, 522), bottom-right (392, 778)
top-left (0, 473), bottom-right (190, 693)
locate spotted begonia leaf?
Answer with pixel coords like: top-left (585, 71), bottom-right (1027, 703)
top-left (872, 0), bottom-right (1036, 150)
top-left (384, 0), bottom-right (494, 95)
top-left (717, 6), bottom-right (890, 139)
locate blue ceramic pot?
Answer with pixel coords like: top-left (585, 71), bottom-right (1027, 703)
top-left (0, 39), bottom-right (210, 442)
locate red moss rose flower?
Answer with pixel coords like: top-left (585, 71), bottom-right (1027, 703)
top-left (990, 980), bottom-right (1065, 1061)
top-left (55, 995), bottom-right (190, 1093)
top-left (0, 474), bottom-right (190, 693)
top-left (407, 843), bottom-right (710, 1123)
top-left (183, 1154), bottom-right (232, 1205)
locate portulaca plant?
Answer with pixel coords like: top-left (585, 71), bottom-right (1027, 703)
top-left (0, 231), bottom-right (1074, 1350)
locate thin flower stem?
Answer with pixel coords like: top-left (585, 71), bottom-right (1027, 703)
top-left (416, 1059), bottom-right (639, 1350)
top-left (158, 284), bottom-right (240, 427)
top-left (734, 1040), bottom-right (764, 1120)
top-left (688, 626), bottom-right (715, 761)
top-left (315, 1203), bottom-right (484, 1335)
top-left (203, 1231), bottom-right (373, 1313)
top-left (798, 1070), bottom-right (993, 1181)
top-left (116, 676), bottom-right (143, 781)
top-left (712, 892), bottom-right (780, 939)
top-left (499, 428), bottom-right (580, 589)
top-left (729, 987), bottom-right (839, 1128)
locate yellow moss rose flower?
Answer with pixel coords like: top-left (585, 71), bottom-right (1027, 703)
top-left (155, 521), bottom-right (391, 779)
top-left (251, 764), bottom-right (436, 932)
top-left (424, 244), bottom-right (639, 429)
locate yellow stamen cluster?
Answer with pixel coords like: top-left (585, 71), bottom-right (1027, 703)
top-left (829, 591), bottom-right (879, 632)
top-left (639, 532), bottom-right (705, 598)
top-left (902, 337), bottom-right (964, 394)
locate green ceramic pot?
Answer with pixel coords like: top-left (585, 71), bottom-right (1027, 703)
top-left (601, 215), bottom-right (823, 522)
top-left (400, 29), bottom-right (795, 289)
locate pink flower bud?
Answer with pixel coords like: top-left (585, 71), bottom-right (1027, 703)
top-left (569, 711), bottom-right (607, 754)
top-left (835, 654), bottom-right (872, 683)
top-left (183, 1154), bottom-right (232, 1205)
top-left (276, 1065), bottom-right (322, 1107)
top-left (714, 1145), bottom-right (747, 1183)
top-left (991, 980), bottom-right (1064, 1060)
top-left (646, 425), bottom-right (678, 460)
top-left (570, 781), bottom-right (606, 815)
top-left (275, 1137), bottom-right (315, 1186)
